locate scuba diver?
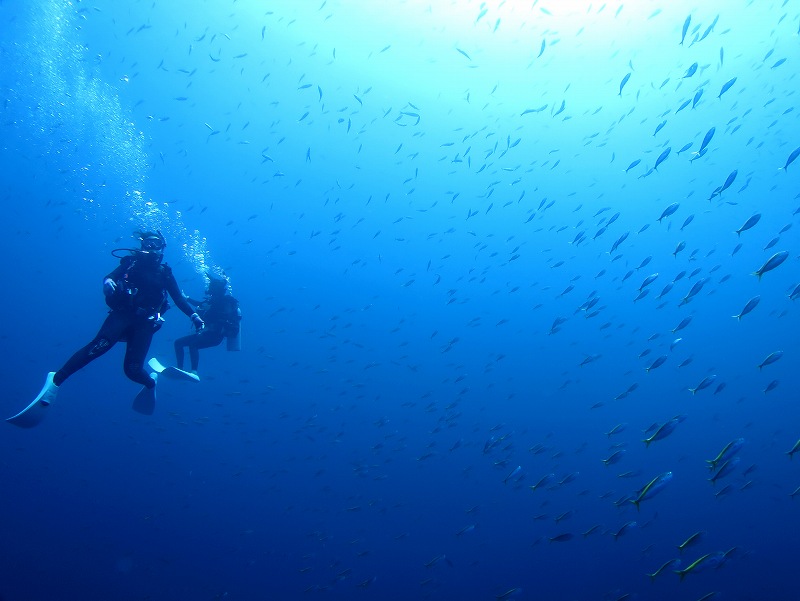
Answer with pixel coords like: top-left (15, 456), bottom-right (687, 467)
top-left (171, 273), bottom-right (241, 376)
top-left (7, 231), bottom-right (204, 427)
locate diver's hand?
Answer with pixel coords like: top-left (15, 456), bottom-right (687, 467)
top-left (191, 313), bottom-right (205, 331)
top-left (103, 278), bottom-right (117, 296)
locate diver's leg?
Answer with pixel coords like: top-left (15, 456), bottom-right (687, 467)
top-left (188, 330), bottom-right (225, 371)
top-left (54, 312), bottom-right (126, 386)
top-left (173, 334), bottom-right (194, 369)
top-left (123, 322), bottom-right (156, 388)
top-left (189, 345), bottom-right (200, 372)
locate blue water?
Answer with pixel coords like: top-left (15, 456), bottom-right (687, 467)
top-left (1, 1), bottom-right (798, 599)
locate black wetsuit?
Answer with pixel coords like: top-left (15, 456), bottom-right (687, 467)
top-left (54, 255), bottom-right (196, 389)
top-left (174, 293), bottom-right (240, 371)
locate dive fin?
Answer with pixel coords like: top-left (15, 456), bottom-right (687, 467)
top-left (147, 358), bottom-right (200, 382)
top-left (7, 372), bottom-right (58, 428)
top-left (132, 373), bottom-right (157, 415)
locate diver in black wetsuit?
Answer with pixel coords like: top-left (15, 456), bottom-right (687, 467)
top-left (24, 231), bottom-right (205, 418)
top-left (174, 274), bottom-right (241, 375)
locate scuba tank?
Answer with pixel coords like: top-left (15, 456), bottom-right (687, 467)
top-left (226, 323), bottom-right (241, 351)
top-left (226, 303), bottom-right (242, 351)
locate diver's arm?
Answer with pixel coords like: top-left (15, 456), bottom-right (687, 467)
top-left (104, 257), bottom-right (130, 282)
top-left (165, 272), bottom-right (197, 317)
top-left (103, 259), bottom-right (130, 295)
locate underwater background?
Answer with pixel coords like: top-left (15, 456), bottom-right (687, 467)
top-left (1, 0), bottom-right (798, 600)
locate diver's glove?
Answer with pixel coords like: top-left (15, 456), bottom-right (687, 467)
top-left (191, 313), bottom-right (205, 331)
top-left (103, 278), bottom-right (117, 296)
